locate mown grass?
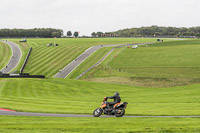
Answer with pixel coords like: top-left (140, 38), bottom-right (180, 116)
top-left (0, 38), bottom-right (198, 133)
top-left (1, 78), bottom-right (200, 116)
top-left (83, 40), bottom-right (200, 87)
top-left (0, 41), bottom-right (11, 70)
top-left (9, 38), bottom-right (168, 77)
top-left (0, 116), bottom-right (200, 133)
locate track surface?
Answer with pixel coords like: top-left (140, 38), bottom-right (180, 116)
top-left (1, 110), bottom-right (200, 117)
top-left (54, 44), bottom-right (123, 78)
top-left (0, 40), bottom-right (22, 73)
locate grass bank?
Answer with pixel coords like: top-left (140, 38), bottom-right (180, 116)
top-left (0, 78), bottom-right (200, 116)
top-left (0, 41), bottom-right (11, 70)
top-left (9, 38), bottom-right (170, 77)
top-left (0, 116), bottom-right (200, 133)
top-left (82, 40), bottom-right (200, 87)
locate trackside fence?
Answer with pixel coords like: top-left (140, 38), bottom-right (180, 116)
top-left (0, 73), bottom-right (45, 78)
top-left (75, 42), bottom-right (156, 80)
top-left (20, 47), bottom-right (32, 74)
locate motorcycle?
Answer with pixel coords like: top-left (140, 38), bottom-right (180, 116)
top-left (93, 97), bottom-right (128, 117)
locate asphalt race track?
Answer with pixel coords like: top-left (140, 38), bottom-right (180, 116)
top-left (1, 110), bottom-right (200, 118)
top-left (0, 40), bottom-right (22, 73)
top-left (54, 44), bottom-right (123, 78)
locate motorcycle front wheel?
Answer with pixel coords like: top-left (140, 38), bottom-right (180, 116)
top-left (115, 108), bottom-right (125, 117)
top-left (93, 108), bottom-right (103, 117)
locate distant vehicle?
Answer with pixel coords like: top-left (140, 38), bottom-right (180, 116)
top-left (19, 39), bottom-right (27, 42)
top-left (132, 45), bottom-right (138, 49)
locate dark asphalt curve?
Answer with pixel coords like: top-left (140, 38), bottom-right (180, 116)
top-left (1, 111), bottom-right (200, 118)
top-left (0, 40), bottom-right (22, 73)
top-left (54, 44), bottom-right (123, 78)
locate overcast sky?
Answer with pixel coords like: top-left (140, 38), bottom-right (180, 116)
top-left (0, 0), bottom-right (200, 35)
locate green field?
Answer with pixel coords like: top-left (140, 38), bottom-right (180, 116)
top-left (1, 78), bottom-right (200, 116)
top-left (0, 116), bottom-right (200, 133)
top-left (82, 40), bottom-right (200, 87)
top-left (1, 38), bottom-right (200, 133)
top-left (9, 38), bottom-right (168, 77)
top-left (0, 41), bottom-right (11, 70)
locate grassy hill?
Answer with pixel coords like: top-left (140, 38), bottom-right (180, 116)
top-left (1, 77), bottom-right (200, 132)
top-left (0, 78), bottom-right (200, 116)
top-left (1, 38), bottom-right (200, 132)
top-left (82, 40), bottom-right (200, 87)
top-left (0, 41), bottom-right (11, 70)
top-left (9, 38), bottom-right (166, 77)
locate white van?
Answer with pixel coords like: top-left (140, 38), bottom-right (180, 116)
top-left (132, 45), bottom-right (138, 49)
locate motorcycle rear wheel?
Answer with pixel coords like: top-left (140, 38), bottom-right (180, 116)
top-left (93, 108), bottom-right (103, 117)
top-left (115, 108), bottom-right (125, 117)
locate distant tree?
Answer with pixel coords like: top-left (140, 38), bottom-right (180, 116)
top-left (67, 31), bottom-right (72, 37)
top-left (51, 32), bottom-right (60, 38)
top-left (96, 32), bottom-right (103, 37)
top-left (91, 32), bottom-right (96, 37)
top-left (73, 31), bottom-right (79, 38)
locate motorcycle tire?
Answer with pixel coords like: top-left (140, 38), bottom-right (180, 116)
top-left (115, 108), bottom-right (125, 117)
top-left (93, 108), bottom-right (103, 117)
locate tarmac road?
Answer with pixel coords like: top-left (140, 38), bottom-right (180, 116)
top-left (54, 44), bottom-right (123, 78)
top-left (0, 40), bottom-right (22, 73)
top-left (0, 110), bottom-right (200, 118)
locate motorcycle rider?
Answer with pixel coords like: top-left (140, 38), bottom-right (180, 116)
top-left (106, 92), bottom-right (121, 109)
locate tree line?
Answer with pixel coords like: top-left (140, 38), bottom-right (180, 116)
top-left (0, 28), bottom-right (63, 38)
top-left (92, 26), bottom-right (200, 38)
top-left (0, 28), bottom-right (81, 38)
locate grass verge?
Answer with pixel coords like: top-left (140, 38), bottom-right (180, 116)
top-left (1, 78), bottom-right (200, 116)
top-left (0, 42), bottom-right (12, 70)
top-left (82, 40), bottom-right (200, 87)
top-left (0, 116), bottom-right (200, 133)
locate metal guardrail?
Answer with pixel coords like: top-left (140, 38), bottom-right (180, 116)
top-left (75, 42), bottom-right (156, 80)
top-left (0, 73), bottom-right (45, 78)
top-left (20, 47), bottom-right (32, 74)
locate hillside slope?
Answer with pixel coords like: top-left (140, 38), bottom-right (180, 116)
top-left (0, 78), bottom-right (200, 116)
top-left (0, 41), bottom-right (11, 70)
top-left (9, 38), bottom-right (160, 77)
top-left (82, 40), bottom-right (200, 87)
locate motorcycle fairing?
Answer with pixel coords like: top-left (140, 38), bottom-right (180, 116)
top-left (113, 103), bottom-right (121, 108)
top-left (100, 103), bottom-right (107, 108)
top-left (114, 102), bottom-right (128, 108)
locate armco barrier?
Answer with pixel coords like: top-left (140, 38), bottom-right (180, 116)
top-left (75, 42), bottom-right (156, 80)
top-left (20, 47), bottom-right (32, 74)
top-left (0, 73), bottom-right (45, 78)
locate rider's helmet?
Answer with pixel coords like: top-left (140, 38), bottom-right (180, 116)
top-left (115, 92), bottom-right (119, 96)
